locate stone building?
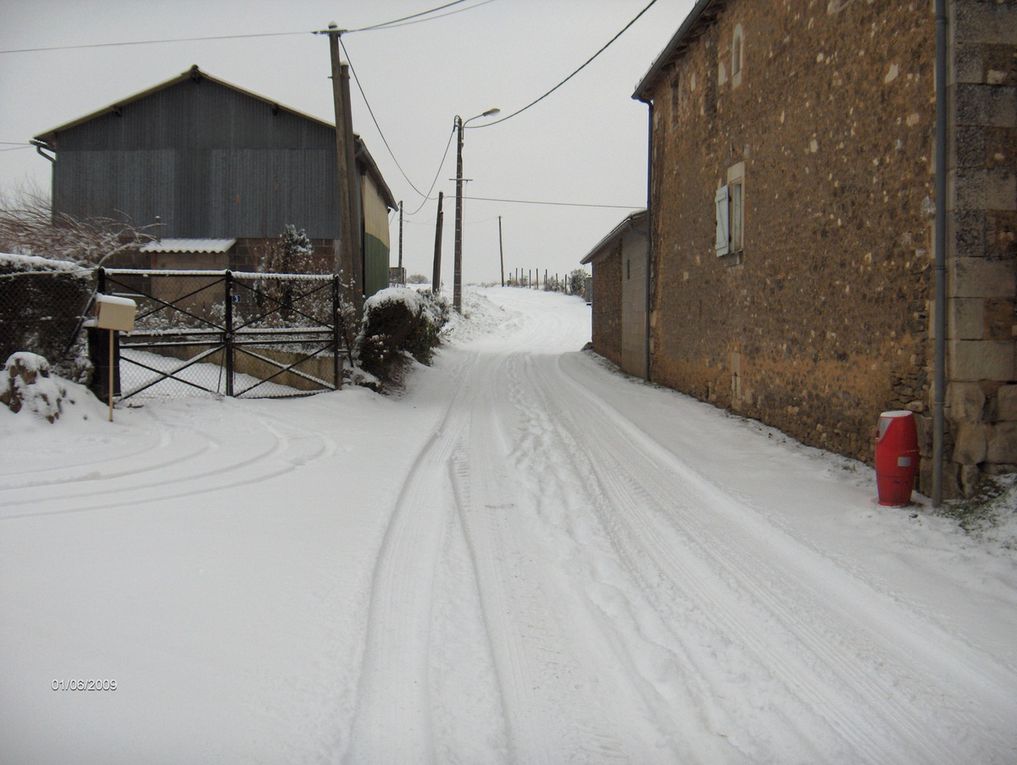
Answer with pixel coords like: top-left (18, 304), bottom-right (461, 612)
top-left (581, 211), bottom-right (649, 377)
top-left (632, 0), bottom-right (1016, 497)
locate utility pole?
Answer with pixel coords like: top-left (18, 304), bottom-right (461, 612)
top-left (432, 191), bottom-right (444, 295)
top-left (398, 200), bottom-right (404, 283)
top-left (498, 216), bottom-right (505, 288)
top-left (327, 24), bottom-right (362, 311)
top-left (453, 116), bottom-right (465, 312)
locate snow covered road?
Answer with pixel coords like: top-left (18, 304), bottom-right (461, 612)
top-left (3, 286), bottom-right (1017, 763)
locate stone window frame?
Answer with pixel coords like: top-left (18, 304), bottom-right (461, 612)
top-left (731, 24), bottom-right (745, 88)
top-left (728, 161), bottom-right (745, 252)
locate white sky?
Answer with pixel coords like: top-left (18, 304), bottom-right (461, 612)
top-left (0, 0), bottom-right (693, 284)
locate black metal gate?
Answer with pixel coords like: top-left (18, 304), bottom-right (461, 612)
top-left (98, 268), bottom-right (347, 400)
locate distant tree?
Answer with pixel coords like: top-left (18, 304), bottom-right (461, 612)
top-left (568, 268), bottom-right (588, 296)
top-left (406, 273), bottom-right (430, 284)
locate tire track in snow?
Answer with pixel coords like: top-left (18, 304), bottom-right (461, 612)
top-left (0, 412), bottom-right (333, 520)
top-left (447, 349), bottom-right (718, 763)
top-left (343, 353), bottom-right (481, 764)
top-left (530, 352), bottom-right (1017, 763)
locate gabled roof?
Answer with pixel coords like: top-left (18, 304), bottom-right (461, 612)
top-left (633, 0), bottom-right (722, 102)
top-left (33, 65), bottom-right (397, 211)
top-left (580, 210), bottom-right (647, 265)
top-left (34, 65), bottom-right (334, 145)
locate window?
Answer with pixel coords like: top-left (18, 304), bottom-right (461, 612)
top-left (732, 25), bottom-right (744, 88)
top-left (715, 162), bottom-right (745, 257)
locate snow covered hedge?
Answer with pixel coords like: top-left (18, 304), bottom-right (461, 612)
top-left (356, 288), bottom-right (450, 386)
top-left (0, 253), bottom-right (93, 381)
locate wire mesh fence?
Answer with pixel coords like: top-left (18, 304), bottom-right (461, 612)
top-left (0, 255), bottom-right (93, 381)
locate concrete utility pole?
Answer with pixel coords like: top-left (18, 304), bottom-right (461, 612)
top-left (398, 200), bottom-right (404, 283)
top-left (327, 24), bottom-right (362, 311)
top-left (498, 216), bottom-right (505, 287)
top-left (432, 191), bottom-right (444, 295)
top-left (453, 116), bottom-right (465, 312)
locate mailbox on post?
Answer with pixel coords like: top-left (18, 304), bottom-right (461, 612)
top-left (95, 294), bottom-right (137, 421)
top-left (96, 294), bottom-right (137, 333)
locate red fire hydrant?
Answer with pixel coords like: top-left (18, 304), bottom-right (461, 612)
top-left (875, 410), bottom-right (919, 506)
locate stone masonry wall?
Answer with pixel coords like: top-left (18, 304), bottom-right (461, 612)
top-left (944, 0), bottom-right (1017, 495)
top-left (592, 248), bottom-right (623, 367)
top-left (649, 0), bottom-right (936, 475)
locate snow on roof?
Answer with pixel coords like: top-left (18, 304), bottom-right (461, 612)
top-left (139, 238), bottom-right (237, 254)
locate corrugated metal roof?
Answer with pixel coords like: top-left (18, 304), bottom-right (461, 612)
top-left (140, 238), bottom-right (236, 254)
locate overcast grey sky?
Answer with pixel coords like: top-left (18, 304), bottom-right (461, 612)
top-left (0, 0), bottom-right (694, 284)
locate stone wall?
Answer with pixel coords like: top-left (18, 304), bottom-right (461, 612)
top-left (592, 248), bottom-right (623, 367)
top-left (621, 225), bottom-right (649, 378)
top-left (944, 0), bottom-right (1017, 494)
top-left (648, 0), bottom-right (936, 472)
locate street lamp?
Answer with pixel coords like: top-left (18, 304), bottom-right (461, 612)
top-left (453, 107), bottom-right (500, 312)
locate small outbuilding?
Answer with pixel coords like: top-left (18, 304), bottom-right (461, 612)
top-left (581, 210), bottom-right (648, 378)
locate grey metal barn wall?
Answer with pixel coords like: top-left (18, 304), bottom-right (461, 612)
top-left (51, 78), bottom-right (340, 239)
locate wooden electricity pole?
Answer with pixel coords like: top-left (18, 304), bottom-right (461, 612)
top-left (432, 191), bottom-right (444, 295)
top-left (498, 215), bottom-right (505, 287)
top-left (327, 24), bottom-right (361, 311)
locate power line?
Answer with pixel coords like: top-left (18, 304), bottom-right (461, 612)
top-left (0, 146), bottom-right (33, 153)
top-left (0, 30), bottom-right (308, 55)
top-left (407, 128), bottom-right (457, 216)
top-left (345, 0), bottom-right (471, 33)
top-left (0, 1), bottom-right (495, 55)
top-left (473, 0), bottom-right (658, 129)
top-left (464, 195), bottom-right (642, 210)
top-left (348, 0), bottom-right (498, 33)
top-left (339, 36), bottom-right (429, 200)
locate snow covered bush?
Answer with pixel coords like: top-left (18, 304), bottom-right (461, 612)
top-left (1, 352), bottom-right (100, 423)
top-left (356, 288), bottom-right (449, 387)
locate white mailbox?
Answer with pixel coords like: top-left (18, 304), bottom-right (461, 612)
top-left (95, 294), bottom-right (137, 333)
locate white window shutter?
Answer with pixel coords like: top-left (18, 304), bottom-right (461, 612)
top-left (715, 185), bottom-right (730, 256)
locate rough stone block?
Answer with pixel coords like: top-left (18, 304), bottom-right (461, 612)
top-left (949, 257), bottom-right (1016, 298)
top-left (947, 209), bottom-right (987, 259)
top-left (959, 463), bottom-right (982, 497)
top-left (949, 339), bottom-right (1015, 381)
top-left (953, 422), bottom-right (989, 464)
top-left (984, 298), bottom-right (1015, 340)
top-left (952, 42), bottom-right (985, 84)
top-left (949, 380), bottom-right (987, 422)
top-left (998, 384), bottom-right (1017, 421)
top-left (987, 421), bottom-right (1017, 463)
top-left (948, 297), bottom-right (985, 339)
top-left (949, 168), bottom-right (1017, 211)
top-left (954, 2), bottom-right (1017, 46)
top-left (954, 83), bottom-right (1017, 128)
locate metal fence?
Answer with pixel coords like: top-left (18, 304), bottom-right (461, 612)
top-left (99, 268), bottom-right (347, 400)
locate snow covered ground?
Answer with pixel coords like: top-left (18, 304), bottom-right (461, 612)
top-left (2, 286), bottom-right (1016, 764)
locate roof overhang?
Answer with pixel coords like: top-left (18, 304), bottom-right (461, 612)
top-left (580, 210), bottom-right (648, 265)
top-left (632, 0), bottom-right (722, 103)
